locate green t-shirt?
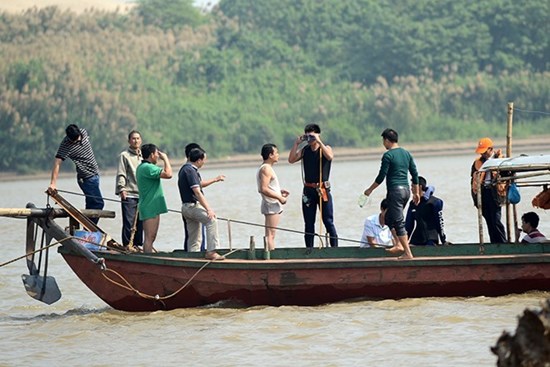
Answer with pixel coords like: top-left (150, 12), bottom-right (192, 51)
top-left (375, 147), bottom-right (419, 188)
top-left (136, 161), bottom-right (168, 220)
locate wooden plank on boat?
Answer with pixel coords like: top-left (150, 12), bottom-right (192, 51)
top-left (0, 207), bottom-right (115, 218)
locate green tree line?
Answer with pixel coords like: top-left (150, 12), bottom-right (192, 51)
top-left (0, 0), bottom-right (548, 173)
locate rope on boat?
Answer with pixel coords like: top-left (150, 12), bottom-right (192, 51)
top-left (513, 107), bottom-right (550, 116)
top-left (0, 236), bottom-right (73, 268)
top-left (0, 234), bottom-right (130, 268)
top-left (100, 249), bottom-right (242, 303)
top-left (56, 189), bottom-right (362, 246)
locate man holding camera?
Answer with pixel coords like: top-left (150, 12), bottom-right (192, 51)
top-left (288, 123), bottom-right (338, 247)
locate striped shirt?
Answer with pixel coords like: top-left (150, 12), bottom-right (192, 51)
top-left (521, 229), bottom-right (547, 244)
top-left (55, 128), bottom-right (99, 179)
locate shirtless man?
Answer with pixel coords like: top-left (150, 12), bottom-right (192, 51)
top-left (257, 144), bottom-right (289, 250)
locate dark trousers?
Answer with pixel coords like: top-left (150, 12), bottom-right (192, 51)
top-left (481, 187), bottom-right (507, 243)
top-left (302, 187), bottom-right (338, 247)
top-left (77, 174), bottom-right (104, 225)
top-left (385, 186), bottom-right (410, 237)
top-left (121, 197), bottom-right (143, 247)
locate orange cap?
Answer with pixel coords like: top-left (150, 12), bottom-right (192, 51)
top-left (475, 137), bottom-right (493, 154)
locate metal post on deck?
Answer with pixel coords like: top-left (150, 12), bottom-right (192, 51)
top-left (248, 236), bottom-right (256, 260)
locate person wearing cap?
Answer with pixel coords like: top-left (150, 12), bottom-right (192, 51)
top-left (470, 137), bottom-right (506, 243)
top-left (49, 124), bottom-right (105, 224)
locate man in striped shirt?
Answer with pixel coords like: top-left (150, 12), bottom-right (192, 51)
top-left (518, 212), bottom-right (547, 243)
top-left (49, 124), bottom-right (104, 224)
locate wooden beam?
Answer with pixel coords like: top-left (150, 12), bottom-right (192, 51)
top-left (0, 208), bottom-right (115, 218)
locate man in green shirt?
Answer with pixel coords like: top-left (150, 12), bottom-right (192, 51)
top-left (136, 143), bottom-right (172, 253)
top-left (363, 128), bottom-right (420, 259)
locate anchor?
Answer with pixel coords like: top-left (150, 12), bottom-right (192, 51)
top-left (22, 205), bottom-right (61, 305)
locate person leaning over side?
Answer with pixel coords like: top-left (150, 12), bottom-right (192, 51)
top-left (360, 199), bottom-right (397, 248)
top-left (115, 130), bottom-right (143, 249)
top-left (363, 128), bottom-right (420, 259)
top-left (178, 147), bottom-right (225, 260)
top-left (470, 137), bottom-right (507, 244)
top-left (405, 176), bottom-right (447, 246)
top-left (257, 143), bottom-right (290, 251)
top-left (181, 143), bottom-right (225, 252)
top-left (288, 123), bottom-right (338, 248)
top-left (517, 212), bottom-right (547, 243)
top-left (49, 124), bottom-right (104, 224)
top-left (136, 144), bottom-right (172, 253)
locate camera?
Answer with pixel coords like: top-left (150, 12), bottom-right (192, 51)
top-left (301, 134), bottom-right (316, 142)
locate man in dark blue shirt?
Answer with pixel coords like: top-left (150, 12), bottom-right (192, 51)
top-left (178, 147), bottom-right (225, 260)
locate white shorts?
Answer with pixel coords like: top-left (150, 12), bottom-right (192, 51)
top-left (261, 200), bottom-right (283, 215)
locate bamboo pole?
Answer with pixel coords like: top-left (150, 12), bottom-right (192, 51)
top-left (506, 102), bottom-right (514, 242)
top-left (507, 102), bottom-right (513, 157)
top-left (227, 219), bottom-right (233, 250)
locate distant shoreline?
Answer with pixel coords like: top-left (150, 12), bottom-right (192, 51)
top-left (1, 136), bottom-right (548, 182)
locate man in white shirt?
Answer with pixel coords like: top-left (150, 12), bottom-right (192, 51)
top-left (360, 199), bottom-right (397, 248)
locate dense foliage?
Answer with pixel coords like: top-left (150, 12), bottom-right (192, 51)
top-left (0, 0), bottom-right (548, 173)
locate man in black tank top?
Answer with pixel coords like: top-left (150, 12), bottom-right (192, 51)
top-left (288, 123), bottom-right (338, 247)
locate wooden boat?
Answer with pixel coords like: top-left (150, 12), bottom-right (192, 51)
top-left (2, 153), bottom-right (550, 312)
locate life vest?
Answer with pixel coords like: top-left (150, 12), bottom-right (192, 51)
top-left (532, 187), bottom-right (550, 210)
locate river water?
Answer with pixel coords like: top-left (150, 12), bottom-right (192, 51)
top-left (1, 150), bottom-right (549, 366)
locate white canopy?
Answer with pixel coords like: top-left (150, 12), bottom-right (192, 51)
top-left (480, 154), bottom-right (550, 172)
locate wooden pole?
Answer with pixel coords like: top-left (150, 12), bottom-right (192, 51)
top-left (507, 102), bottom-right (513, 157)
top-left (506, 102), bottom-right (514, 242)
top-left (227, 219), bottom-right (233, 250)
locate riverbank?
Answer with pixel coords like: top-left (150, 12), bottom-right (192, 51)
top-left (1, 136), bottom-right (548, 182)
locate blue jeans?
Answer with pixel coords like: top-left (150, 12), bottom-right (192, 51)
top-left (302, 187), bottom-right (338, 247)
top-left (77, 174), bottom-right (105, 225)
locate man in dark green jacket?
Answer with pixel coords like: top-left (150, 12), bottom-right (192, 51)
top-left (363, 128), bottom-right (420, 259)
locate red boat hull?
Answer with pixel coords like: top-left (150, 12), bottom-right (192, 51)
top-left (61, 249), bottom-right (550, 312)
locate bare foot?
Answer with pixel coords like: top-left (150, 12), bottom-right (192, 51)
top-left (397, 254), bottom-right (414, 260)
top-left (205, 251), bottom-right (225, 261)
top-left (386, 246), bottom-right (404, 255)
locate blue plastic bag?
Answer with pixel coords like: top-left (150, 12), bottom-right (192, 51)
top-left (508, 183), bottom-right (521, 204)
